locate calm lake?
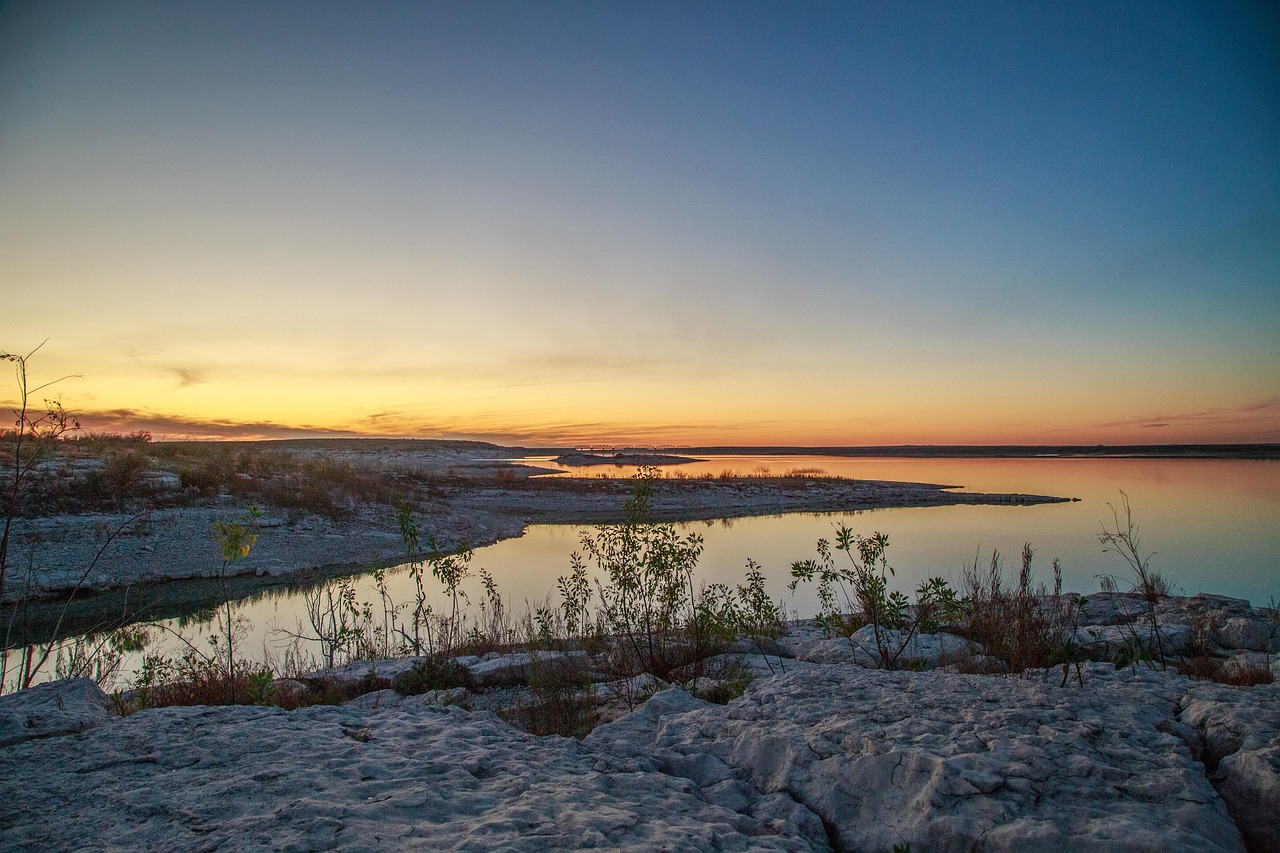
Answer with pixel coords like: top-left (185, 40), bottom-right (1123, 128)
top-left (8, 455), bottom-right (1279, 689)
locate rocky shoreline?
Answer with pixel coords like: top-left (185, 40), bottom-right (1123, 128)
top-left (2, 475), bottom-right (1068, 604)
top-left (1, 591), bottom-right (1277, 852)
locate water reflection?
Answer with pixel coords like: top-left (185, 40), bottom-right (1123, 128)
top-left (6, 456), bottom-right (1277, 690)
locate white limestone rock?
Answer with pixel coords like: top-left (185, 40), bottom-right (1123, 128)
top-left (800, 627), bottom-right (975, 669)
top-left (1181, 684), bottom-right (1280, 853)
top-left (342, 688), bottom-right (406, 710)
top-left (1074, 622), bottom-right (1193, 656)
top-left (1080, 592), bottom-right (1154, 625)
top-left (302, 656), bottom-right (422, 688)
top-left (466, 650), bottom-right (589, 687)
top-left (0, 677), bottom-right (115, 748)
top-left (696, 653), bottom-right (818, 681)
top-left (1216, 617), bottom-right (1277, 653)
top-left (621, 666), bottom-right (1246, 852)
top-left (723, 636), bottom-right (796, 658)
top-left (0, 696), bottom-right (821, 852)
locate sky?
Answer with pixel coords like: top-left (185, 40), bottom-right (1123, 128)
top-left (1, 1), bottom-right (1277, 447)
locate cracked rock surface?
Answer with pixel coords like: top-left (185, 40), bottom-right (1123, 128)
top-left (0, 691), bottom-right (825, 852)
top-left (594, 666), bottom-right (1266, 853)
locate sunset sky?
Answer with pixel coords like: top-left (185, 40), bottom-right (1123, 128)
top-left (2, 2), bottom-right (1277, 446)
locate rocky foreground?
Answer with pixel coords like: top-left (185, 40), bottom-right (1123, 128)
top-left (2, 593), bottom-right (1277, 852)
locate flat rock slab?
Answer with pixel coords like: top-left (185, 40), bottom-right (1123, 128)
top-left (0, 696), bottom-right (822, 852)
top-left (617, 668), bottom-right (1251, 853)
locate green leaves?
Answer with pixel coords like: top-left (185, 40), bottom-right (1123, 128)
top-left (791, 523), bottom-right (955, 669)
top-left (214, 506), bottom-right (261, 566)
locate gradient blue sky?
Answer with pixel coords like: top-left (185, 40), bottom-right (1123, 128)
top-left (2, 1), bottom-right (1277, 445)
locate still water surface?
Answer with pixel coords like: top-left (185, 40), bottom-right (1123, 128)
top-left (10, 456), bottom-right (1279, 688)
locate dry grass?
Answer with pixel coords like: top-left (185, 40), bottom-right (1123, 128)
top-left (1176, 655), bottom-right (1274, 687)
top-left (497, 655), bottom-right (597, 738)
top-left (955, 544), bottom-right (1081, 675)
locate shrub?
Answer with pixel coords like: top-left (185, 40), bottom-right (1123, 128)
top-left (392, 656), bottom-right (470, 695)
top-left (499, 655), bottom-right (596, 737)
top-left (691, 656), bottom-right (756, 704)
top-left (574, 469), bottom-right (707, 680)
top-left (957, 544), bottom-right (1084, 682)
top-left (1097, 493), bottom-right (1172, 668)
top-left (789, 525), bottom-right (958, 669)
top-left (101, 449), bottom-right (150, 498)
top-left (178, 463), bottom-right (223, 494)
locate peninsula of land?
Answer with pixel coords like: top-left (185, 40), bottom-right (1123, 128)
top-left (2, 439), bottom-right (1075, 638)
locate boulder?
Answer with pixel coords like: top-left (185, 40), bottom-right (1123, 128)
top-left (801, 627), bottom-right (975, 669)
top-left (1081, 592), bottom-right (1155, 625)
top-left (301, 656), bottom-right (422, 688)
top-left (466, 650), bottom-right (589, 687)
top-left (1216, 617), bottom-right (1277, 653)
top-left (723, 636), bottom-right (795, 658)
top-left (0, 678), bottom-right (115, 748)
top-left (1074, 622), bottom-right (1193, 656)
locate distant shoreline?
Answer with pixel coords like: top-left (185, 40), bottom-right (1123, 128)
top-left (149, 437), bottom-right (1280, 460)
top-left (527, 443), bottom-right (1280, 460)
top-left (552, 452), bottom-right (705, 467)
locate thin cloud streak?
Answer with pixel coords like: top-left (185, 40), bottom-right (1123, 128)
top-left (75, 408), bottom-right (365, 441)
top-left (1095, 397), bottom-right (1280, 430)
top-left (71, 405), bottom-right (795, 447)
top-left (167, 367), bottom-right (207, 388)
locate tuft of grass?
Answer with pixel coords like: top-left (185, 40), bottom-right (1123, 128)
top-left (1176, 654), bottom-right (1273, 687)
top-left (392, 656), bottom-right (470, 696)
top-left (498, 654), bottom-right (596, 738)
top-left (957, 544), bottom-right (1082, 677)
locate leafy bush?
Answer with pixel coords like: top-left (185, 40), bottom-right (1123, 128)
top-left (553, 470), bottom-right (788, 683)
top-left (572, 469), bottom-right (707, 679)
top-left (102, 449), bottom-right (149, 495)
top-left (789, 525), bottom-right (958, 669)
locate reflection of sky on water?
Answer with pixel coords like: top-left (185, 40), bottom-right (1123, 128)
top-left (12, 457), bottom-right (1277, 689)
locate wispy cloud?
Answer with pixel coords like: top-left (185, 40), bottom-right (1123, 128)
top-left (1095, 397), bottom-right (1280, 430)
top-left (74, 408), bottom-right (364, 441)
top-left (70, 405), bottom-right (728, 446)
top-left (167, 367), bottom-right (207, 388)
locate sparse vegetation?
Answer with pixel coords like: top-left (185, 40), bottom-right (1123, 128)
top-left (1097, 491), bottom-right (1170, 668)
top-left (1, 348), bottom-right (153, 692)
top-left (789, 524), bottom-right (958, 669)
top-left (392, 655), bottom-right (469, 695)
top-left (955, 544), bottom-right (1088, 684)
top-left (2, 344), bottom-right (80, 602)
top-left (211, 506), bottom-right (261, 704)
top-left (7, 380), bottom-right (1269, 746)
